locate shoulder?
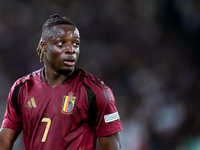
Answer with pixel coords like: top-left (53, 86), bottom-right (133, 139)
top-left (77, 68), bottom-right (114, 102)
top-left (78, 68), bottom-right (107, 90)
top-left (12, 68), bottom-right (42, 89)
top-left (78, 68), bottom-right (102, 83)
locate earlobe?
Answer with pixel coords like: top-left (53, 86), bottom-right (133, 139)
top-left (41, 42), bottom-right (47, 52)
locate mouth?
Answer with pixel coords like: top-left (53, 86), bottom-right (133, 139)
top-left (64, 59), bottom-right (76, 67)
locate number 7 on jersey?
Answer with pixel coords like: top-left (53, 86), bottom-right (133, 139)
top-left (41, 118), bottom-right (51, 142)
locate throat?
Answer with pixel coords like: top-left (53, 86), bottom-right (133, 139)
top-left (43, 68), bottom-right (73, 88)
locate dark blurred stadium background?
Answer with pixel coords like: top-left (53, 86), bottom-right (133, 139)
top-left (0, 0), bottom-right (200, 149)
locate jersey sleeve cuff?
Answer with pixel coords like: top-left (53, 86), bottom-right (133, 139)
top-left (97, 126), bottom-right (123, 137)
top-left (2, 122), bottom-right (22, 133)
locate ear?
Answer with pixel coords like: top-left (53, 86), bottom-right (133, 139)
top-left (41, 41), bottom-right (47, 52)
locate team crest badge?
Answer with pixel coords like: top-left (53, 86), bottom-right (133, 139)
top-left (61, 92), bottom-right (76, 114)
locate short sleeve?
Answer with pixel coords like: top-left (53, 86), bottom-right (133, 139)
top-left (2, 82), bottom-right (23, 132)
top-left (95, 86), bottom-right (123, 137)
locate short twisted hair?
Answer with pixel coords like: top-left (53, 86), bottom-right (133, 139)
top-left (37, 14), bottom-right (76, 62)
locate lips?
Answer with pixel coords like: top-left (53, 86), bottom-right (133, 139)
top-left (64, 58), bottom-right (76, 66)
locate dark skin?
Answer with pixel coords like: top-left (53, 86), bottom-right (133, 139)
top-left (0, 24), bottom-right (121, 150)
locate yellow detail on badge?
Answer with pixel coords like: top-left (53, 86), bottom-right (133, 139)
top-left (61, 92), bottom-right (76, 114)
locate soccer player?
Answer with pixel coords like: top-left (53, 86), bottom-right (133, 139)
top-left (0, 14), bottom-right (123, 150)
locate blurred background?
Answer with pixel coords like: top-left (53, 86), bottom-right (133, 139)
top-left (0, 0), bottom-right (200, 149)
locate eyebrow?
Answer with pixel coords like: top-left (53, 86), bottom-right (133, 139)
top-left (56, 35), bottom-right (80, 39)
top-left (73, 36), bottom-right (80, 39)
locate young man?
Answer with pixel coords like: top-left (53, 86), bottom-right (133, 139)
top-left (0, 14), bottom-right (123, 150)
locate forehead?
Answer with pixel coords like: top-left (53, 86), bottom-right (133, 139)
top-left (45, 24), bottom-right (80, 40)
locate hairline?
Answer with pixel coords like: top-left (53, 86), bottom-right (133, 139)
top-left (41, 24), bottom-right (79, 41)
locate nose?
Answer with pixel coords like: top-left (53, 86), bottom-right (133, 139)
top-left (65, 42), bottom-right (75, 54)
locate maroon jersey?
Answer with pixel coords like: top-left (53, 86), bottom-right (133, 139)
top-left (2, 67), bottom-right (123, 150)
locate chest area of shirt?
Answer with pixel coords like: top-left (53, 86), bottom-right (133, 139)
top-left (19, 82), bottom-right (88, 120)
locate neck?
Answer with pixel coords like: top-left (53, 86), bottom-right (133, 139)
top-left (43, 67), bottom-right (74, 88)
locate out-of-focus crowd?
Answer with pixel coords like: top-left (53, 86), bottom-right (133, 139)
top-left (1, 0), bottom-right (200, 149)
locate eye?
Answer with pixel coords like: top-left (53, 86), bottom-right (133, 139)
top-left (73, 41), bottom-right (80, 47)
top-left (57, 40), bottom-right (64, 46)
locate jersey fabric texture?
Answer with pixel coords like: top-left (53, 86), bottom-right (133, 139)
top-left (2, 67), bottom-right (123, 150)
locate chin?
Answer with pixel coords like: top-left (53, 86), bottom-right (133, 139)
top-left (60, 66), bottom-right (75, 74)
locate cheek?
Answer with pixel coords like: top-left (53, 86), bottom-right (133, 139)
top-left (53, 45), bottom-right (63, 52)
top-left (46, 49), bottom-right (62, 62)
top-left (52, 52), bottom-right (63, 63)
top-left (75, 50), bottom-right (80, 61)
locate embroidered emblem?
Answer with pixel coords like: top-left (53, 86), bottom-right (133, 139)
top-left (61, 92), bottom-right (76, 114)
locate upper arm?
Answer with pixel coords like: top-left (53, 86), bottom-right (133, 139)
top-left (98, 132), bottom-right (121, 150)
top-left (0, 127), bottom-right (19, 150)
top-left (94, 88), bottom-right (123, 137)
